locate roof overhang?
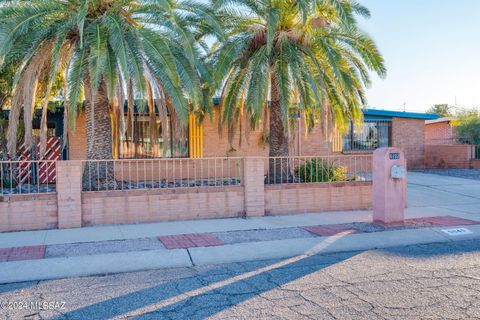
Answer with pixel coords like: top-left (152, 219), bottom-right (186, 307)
top-left (362, 109), bottom-right (439, 121)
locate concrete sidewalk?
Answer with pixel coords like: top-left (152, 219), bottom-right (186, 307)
top-left (0, 171), bottom-right (479, 284)
top-left (1, 222), bottom-right (479, 284)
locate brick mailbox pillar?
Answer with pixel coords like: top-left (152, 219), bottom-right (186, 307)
top-left (56, 161), bottom-right (83, 229)
top-left (373, 147), bottom-right (407, 224)
top-left (243, 158), bottom-right (266, 217)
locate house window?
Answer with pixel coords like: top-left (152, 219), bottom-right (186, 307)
top-left (343, 120), bottom-right (392, 152)
top-left (32, 123), bottom-right (57, 138)
top-left (119, 114), bottom-right (189, 159)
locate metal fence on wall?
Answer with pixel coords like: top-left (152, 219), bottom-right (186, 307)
top-left (343, 120), bottom-right (392, 152)
top-left (265, 155), bottom-right (372, 185)
top-left (0, 160), bottom-right (57, 195)
top-left (81, 157), bottom-right (243, 192)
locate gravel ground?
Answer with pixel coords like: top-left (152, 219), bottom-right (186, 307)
top-left (44, 221), bottom-right (478, 259)
top-left (413, 169), bottom-right (480, 181)
top-left (45, 238), bottom-right (165, 258)
top-left (214, 228), bottom-right (316, 245)
top-left (1, 240), bottom-right (480, 319)
top-left (345, 221), bottom-right (438, 233)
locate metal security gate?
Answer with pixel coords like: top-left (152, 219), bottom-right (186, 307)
top-left (16, 137), bottom-right (62, 184)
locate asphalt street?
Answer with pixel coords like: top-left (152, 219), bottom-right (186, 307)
top-left (1, 239), bottom-right (479, 320)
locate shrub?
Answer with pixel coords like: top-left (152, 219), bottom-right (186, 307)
top-left (455, 117), bottom-right (480, 145)
top-left (294, 159), bottom-right (347, 183)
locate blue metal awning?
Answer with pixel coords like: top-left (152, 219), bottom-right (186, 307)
top-left (362, 109), bottom-right (439, 120)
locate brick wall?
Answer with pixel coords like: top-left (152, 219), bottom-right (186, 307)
top-left (425, 121), bottom-right (453, 144)
top-left (392, 118), bottom-right (425, 168)
top-left (265, 182), bottom-right (372, 215)
top-left (203, 108), bottom-right (268, 157)
top-left (0, 158), bottom-right (374, 232)
top-left (56, 161), bottom-right (82, 228)
top-left (202, 107), bottom-right (332, 157)
top-left (0, 194), bottom-right (58, 232)
top-left (471, 160), bottom-right (480, 169)
top-left (68, 111), bottom-right (87, 160)
top-left (82, 186), bottom-right (245, 226)
top-left (425, 144), bottom-right (474, 168)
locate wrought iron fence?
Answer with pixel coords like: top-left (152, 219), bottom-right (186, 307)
top-left (0, 160), bottom-right (57, 195)
top-left (81, 157), bottom-right (243, 192)
top-left (474, 145), bottom-right (480, 160)
top-left (265, 155), bottom-right (372, 185)
top-left (343, 120), bottom-right (392, 152)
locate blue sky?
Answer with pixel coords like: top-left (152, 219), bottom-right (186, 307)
top-left (359, 0), bottom-right (480, 112)
top-left (200, 0), bottom-right (480, 112)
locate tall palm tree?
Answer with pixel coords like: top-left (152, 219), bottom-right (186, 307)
top-left (0, 0), bottom-right (219, 161)
top-left (210, 0), bottom-right (386, 182)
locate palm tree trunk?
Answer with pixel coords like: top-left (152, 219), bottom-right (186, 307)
top-left (268, 73), bottom-right (291, 183)
top-left (83, 76), bottom-right (114, 191)
top-left (84, 80), bottom-right (112, 160)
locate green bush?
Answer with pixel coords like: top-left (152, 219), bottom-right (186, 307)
top-left (294, 159), bottom-right (348, 183)
top-left (455, 116), bottom-right (480, 145)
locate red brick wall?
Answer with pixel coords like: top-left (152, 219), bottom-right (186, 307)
top-left (202, 107), bottom-right (332, 157)
top-left (392, 118), bottom-right (425, 168)
top-left (68, 106), bottom-right (334, 159)
top-left (294, 121), bottom-right (332, 156)
top-left (0, 194), bottom-right (58, 232)
top-left (425, 122), bottom-right (453, 144)
top-left (69, 111), bottom-right (87, 160)
top-left (425, 144), bottom-right (474, 168)
top-left (203, 108), bottom-right (268, 157)
top-left (471, 160), bottom-right (480, 169)
top-left (265, 182), bottom-right (372, 215)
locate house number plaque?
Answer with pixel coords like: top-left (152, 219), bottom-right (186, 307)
top-left (389, 153), bottom-right (400, 160)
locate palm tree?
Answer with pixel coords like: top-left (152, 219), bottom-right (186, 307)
top-left (0, 0), bottom-right (219, 163)
top-left (210, 0), bottom-right (386, 182)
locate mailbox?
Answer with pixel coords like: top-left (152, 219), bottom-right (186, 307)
top-left (391, 165), bottom-right (406, 179)
top-left (373, 148), bottom-right (407, 224)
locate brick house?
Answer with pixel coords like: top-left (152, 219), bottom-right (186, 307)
top-left (65, 103), bottom-right (437, 169)
top-left (1, 103), bottom-right (437, 168)
top-left (425, 118), bottom-right (454, 145)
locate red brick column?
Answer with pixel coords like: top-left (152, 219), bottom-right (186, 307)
top-left (243, 158), bottom-right (265, 217)
top-left (56, 161), bottom-right (83, 229)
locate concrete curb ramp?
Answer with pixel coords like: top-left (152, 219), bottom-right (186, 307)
top-left (0, 225), bottom-right (479, 284)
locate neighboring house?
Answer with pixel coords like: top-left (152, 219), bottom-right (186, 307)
top-left (2, 103), bottom-right (438, 168)
top-left (337, 109), bottom-right (437, 168)
top-left (425, 117), bottom-right (454, 145)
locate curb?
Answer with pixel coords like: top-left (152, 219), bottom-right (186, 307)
top-left (1, 225), bottom-right (479, 284)
top-left (0, 249), bottom-right (191, 284)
